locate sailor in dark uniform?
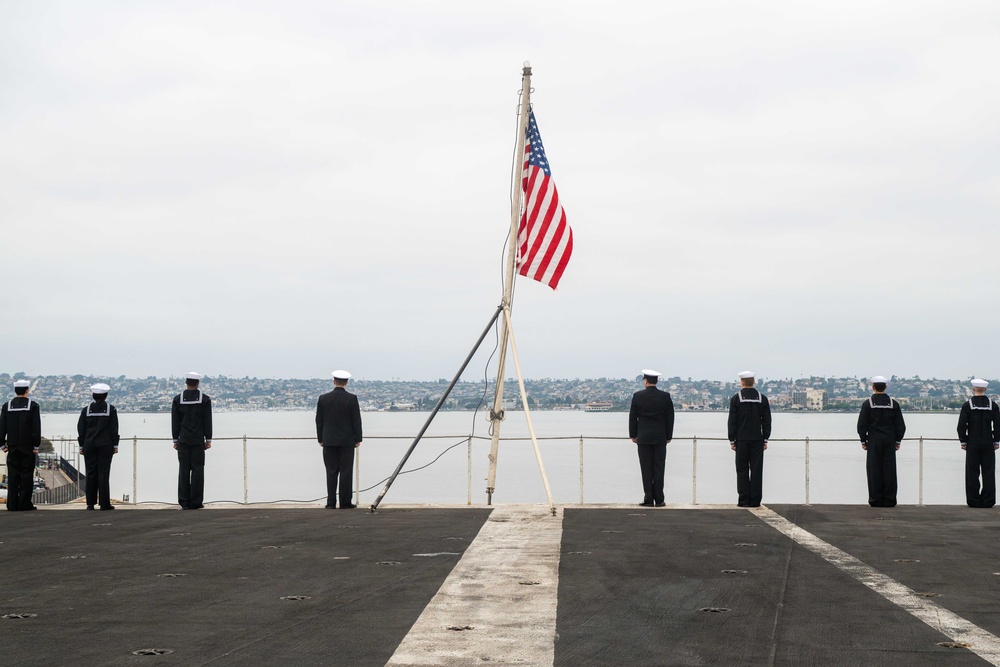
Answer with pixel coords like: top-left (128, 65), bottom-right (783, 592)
top-left (628, 369), bottom-right (674, 507)
top-left (171, 372), bottom-right (213, 510)
top-left (316, 370), bottom-right (363, 509)
top-left (728, 370), bottom-right (772, 508)
top-left (77, 383), bottom-right (120, 510)
top-left (1, 380), bottom-right (41, 511)
top-left (857, 375), bottom-right (906, 507)
top-left (957, 378), bottom-right (1000, 508)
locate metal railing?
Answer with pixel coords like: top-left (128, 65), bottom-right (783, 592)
top-left (35, 433), bottom-right (964, 507)
top-left (28, 455), bottom-right (86, 505)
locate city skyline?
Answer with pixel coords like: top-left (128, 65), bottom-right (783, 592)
top-left (4, 372), bottom-right (990, 414)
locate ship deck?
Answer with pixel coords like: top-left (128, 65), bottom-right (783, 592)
top-left (2, 504), bottom-right (999, 666)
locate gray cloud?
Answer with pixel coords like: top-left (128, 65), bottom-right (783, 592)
top-left (2, 0), bottom-right (999, 381)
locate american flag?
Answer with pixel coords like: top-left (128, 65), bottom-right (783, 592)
top-left (516, 109), bottom-right (573, 290)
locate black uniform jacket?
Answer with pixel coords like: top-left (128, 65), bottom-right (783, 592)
top-left (957, 396), bottom-right (1000, 447)
top-left (77, 401), bottom-right (120, 450)
top-left (316, 387), bottom-right (363, 447)
top-left (728, 388), bottom-right (772, 442)
top-left (171, 390), bottom-right (213, 445)
top-left (0, 397), bottom-right (41, 452)
top-left (857, 394), bottom-right (906, 444)
top-left (628, 386), bottom-right (675, 446)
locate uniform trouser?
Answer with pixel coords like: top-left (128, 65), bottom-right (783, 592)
top-left (965, 446), bottom-right (996, 508)
top-left (5, 449), bottom-right (36, 511)
top-left (866, 439), bottom-right (898, 507)
top-left (323, 446), bottom-right (356, 507)
top-left (176, 443), bottom-right (206, 508)
top-left (84, 447), bottom-right (114, 508)
top-left (735, 440), bottom-right (765, 507)
top-left (637, 444), bottom-right (666, 504)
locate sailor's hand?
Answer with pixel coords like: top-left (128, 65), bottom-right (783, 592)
top-left (995, 443), bottom-right (999, 450)
top-left (2, 446), bottom-right (8, 453)
top-left (861, 442), bottom-right (868, 450)
top-left (895, 442), bottom-right (901, 451)
top-left (730, 442), bottom-right (736, 451)
top-left (631, 438), bottom-right (637, 443)
top-left (79, 448), bottom-right (84, 456)
top-left (113, 448), bottom-right (118, 455)
top-left (205, 441), bottom-right (212, 450)
top-left (763, 441), bottom-right (768, 450)
top-left (355, 442), bottom-right (361, 448)
top-left (962, 444), bottom-right (968, 450)
top-left (173, 442), bottom-right (178, 450)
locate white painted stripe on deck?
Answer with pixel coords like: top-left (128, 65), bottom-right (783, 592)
top-left (386, 506), bottom-right (563, 667)
top-left (755, 507), bottom-right (1000, 664)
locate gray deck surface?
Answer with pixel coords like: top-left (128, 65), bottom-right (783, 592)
top-left (2, 505), bottom-right (998, 666)
top-left (556, 506), bottom-right (994, 667)
top-left (0, 508), bottom-right (491, 667)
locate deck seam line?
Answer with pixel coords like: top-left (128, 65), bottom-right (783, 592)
top-left (755, 507), bottom-right (1000, 664)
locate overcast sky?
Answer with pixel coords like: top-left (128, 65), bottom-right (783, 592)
top-left (2, 1), bottom-right (999, 382)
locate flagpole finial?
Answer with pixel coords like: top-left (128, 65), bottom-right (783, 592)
top-left (522, 61), bottom-right (532, 75)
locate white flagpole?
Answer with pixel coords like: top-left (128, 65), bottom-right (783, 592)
top-left (502, 306), bottom-right (556, 514)
top-left (486, 62), bottom-right (532, 504)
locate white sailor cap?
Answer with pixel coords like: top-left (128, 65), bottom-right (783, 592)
top-left (641, 369), bottom-right (661, 378)
top-left (332, 370), bottom-right (352, 380)
top-left (90, 383), bottom-right (110, 393)
top-left (13, 380), bottom-right (30, 388)
top-left (185, 372), bottom-right (203, 381)
top-left (738, 370), bottom-right (755, 379)
top-left (870, 375), bottom-right (888, 384)
top-left (972, 378), bottom-right (989, 388)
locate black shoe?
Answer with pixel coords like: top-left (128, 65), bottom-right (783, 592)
top-left (340, 504), bottom-right (358, 509)
top-left (100, 505), bottom-right (115, 510)
top-left (191, 504), bottom-right (204, 510)
top-left (87, 505), bottom-right (96, 510)
top-left (324, 505), bottom-right (336, 509)
top-left (638, 502), bottom-right (654, 507)
top-left (654, 502), bottom-right (666, 507)
top-left (180, 506), bottom-right (192, 510)
top-left (23, 506), bottom-right (37, 511)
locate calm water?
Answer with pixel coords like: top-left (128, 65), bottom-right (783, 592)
top-left (38, 410), bottom-right (971, 506)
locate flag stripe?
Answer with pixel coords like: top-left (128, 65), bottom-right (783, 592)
top-left (515, 109), bottom-right (573, 290)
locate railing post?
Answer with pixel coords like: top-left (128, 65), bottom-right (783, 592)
top-left (579, 435), bottom-right (584, 505)
top-left (467, 437), bottom-right (472, 506)
top-left (692, 435), bottom-right (697, 505)
top-left (355, 444), bottom-right (361, 507)
top-left (918, 436), bottom-right (924, 507)
top-left (804, 436), bottom-right (810, 505)
top-left (132, 435), bottom-right (138, 505)
top-left (242, 435), bottom-right (248, 506)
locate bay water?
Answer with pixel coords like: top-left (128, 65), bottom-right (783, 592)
top-left (36, 410), bottom-right (974, 506)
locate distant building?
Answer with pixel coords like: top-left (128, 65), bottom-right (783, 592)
top-left (805, 389), bottom-right (827, 410)
top-left (585, 401), bottom-right (613, 412)
top-left (791, 388), bottom-right (827, 410)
